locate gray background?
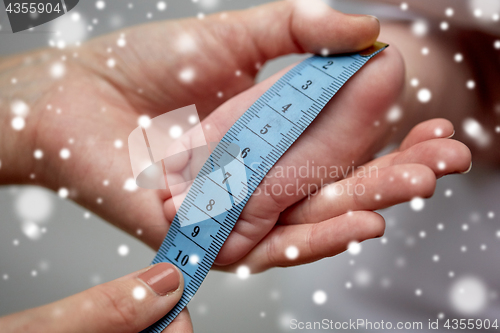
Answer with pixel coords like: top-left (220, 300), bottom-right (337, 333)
top-left (1, 1), bottom-right (499, 332)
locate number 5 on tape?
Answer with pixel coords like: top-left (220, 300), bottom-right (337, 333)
top-left (142, 42), bottom-right (388, 332)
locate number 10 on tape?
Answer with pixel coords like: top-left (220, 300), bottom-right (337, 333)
top-left (137, 42), bottom-right (388, 332)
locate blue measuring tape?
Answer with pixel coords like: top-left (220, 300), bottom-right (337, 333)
top-left (142, 42), bottom-right (388, 332)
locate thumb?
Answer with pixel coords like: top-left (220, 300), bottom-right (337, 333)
top-left (218, 0), bottom-right (380, 60)
top-left (0, 263), bottom-right (190, 333)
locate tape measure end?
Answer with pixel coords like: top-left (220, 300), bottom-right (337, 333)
top-left (359, 41), bottom-right (389, 57)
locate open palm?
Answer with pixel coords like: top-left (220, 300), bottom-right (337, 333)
top-left (24, 1), bottom-right (470, 274)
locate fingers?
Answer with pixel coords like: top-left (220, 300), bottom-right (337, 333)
top-left (164, 308), bottom-right (193, 333)
top-left (280, 119), bottom-right (470, 225)
top-left (399, 118), bottom-right (455, 151)
top-left (229, 0), bottom-right (380, 59)
top-left (0, 263), bottom-right (187, 333)
top-left (220, 211), bottom-right (385, 273)
top-left (280, 163), bottom-right (436, 225)
top-left (361, 138), bottom-right (472, 178)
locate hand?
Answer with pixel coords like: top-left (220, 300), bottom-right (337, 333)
top-left (221, 118), bottom-right (471, 272)
top-left (0, 1), bottom-right (378, 257)
top-left (0, 263), bottom-right (192, 333)
top-left (0, 0), bottom-right (470, 274)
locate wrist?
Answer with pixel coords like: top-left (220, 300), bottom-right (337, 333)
top-left (0, 50), bottom-right (60, 186)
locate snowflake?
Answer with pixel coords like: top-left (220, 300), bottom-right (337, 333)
top-left (386, 105), bottom-right (402, 122)
top-left (450, 276), bottom-right (488, 315)
top-left (417, 88), bottom-right (432, 103)
top-left (11, 117), bottom-right (25, 131)
top-left (157, 1), bottom-right (167, 11)
top-left (60, 148), bottom-right (71, 159)
top-left (179, 68), bottom-right (195, 83)
top-left (347, 241), bottom-right (362, 255)
top-left (285, 245), bottom-right (299, 260)
top-left (133, 286), bottom-right (146, 300)
top-left (117, 37), bottom-right (126, 47)
top-left (106, 58), bottom-right (116, 68)
top-left (312, 290), bottom-right (327, 304)
top-left (463, 118), bottom-right (491, 147)
top-left (118, 244), bottom-right (129, 256)
top-left (11, 99), bottom-right (29, 117)
top-left (411, 20), bottom-right (428, 37)
top-left (236, 265), bottom-right (250, 279)
top-left (114, 139), bottom-right (123, 149)
top-left (58, 188), bottom-right (69, 198)
top-left (410, 197), bottom-right (425, 211)
top-left (96, 1), bottom-right (105, 10)
top-left (123, 178), bottom-right (138, 192)
top-left (71, 12), bottom-right (80, 22)
top-left (138, 115), bottom-right (152, 128)
top-left (169, 125), bottom-right (183, 139)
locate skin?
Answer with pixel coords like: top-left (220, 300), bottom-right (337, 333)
top-left (379, 21), bottom-right (500, 165)
top-left (0, 0), bottom-right (473, 331)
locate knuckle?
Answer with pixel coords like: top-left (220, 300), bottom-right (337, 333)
top-left (306, 223), bottom-right (317, 258)
top-left (266, 226), bottom-right (286, 268)
top-left (91, 284), bottom-right (138, 332)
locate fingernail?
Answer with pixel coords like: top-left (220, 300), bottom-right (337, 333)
top-left (461, 161), bottom-right (472, 174)
top-left (349, 14), bottom-right (379, 23)
top-left (446, 130), bottom-right (455, 139)
top-left (138, 263), bottom-right (180, 296)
